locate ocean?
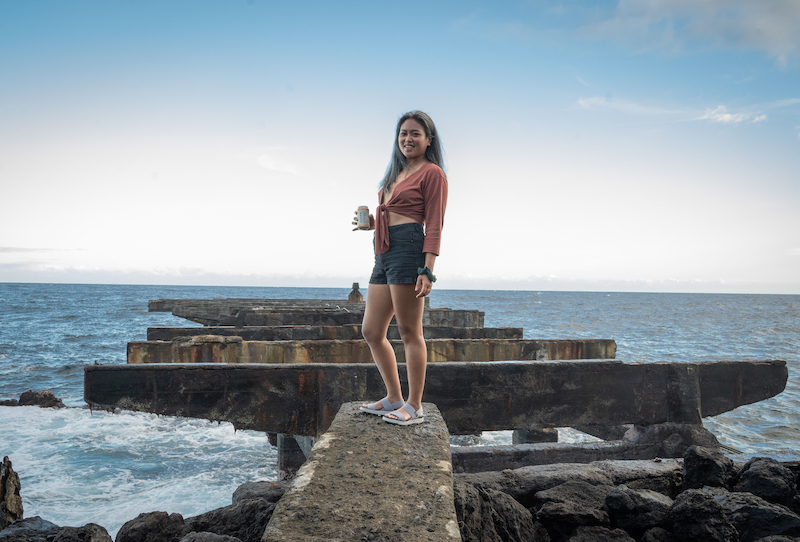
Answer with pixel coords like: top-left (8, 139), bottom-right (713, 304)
top-left (1, 282), bottom-right (798, 536)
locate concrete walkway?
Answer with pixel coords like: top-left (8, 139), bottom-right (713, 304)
top-left (262, 402), bottom-right (461, 542)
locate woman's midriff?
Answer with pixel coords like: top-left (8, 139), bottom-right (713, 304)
top-left (387, 211), bottom-right (420, 227)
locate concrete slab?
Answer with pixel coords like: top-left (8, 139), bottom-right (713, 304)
top-left (261, 402), bottom-right (461, 542)
top-left (149, 298), bottom-right (369, 314)
top-left (210, 308), bottom-right (483, 328)
top-left (84, 360), bottom-right (787, 436)
top-left (127, 337), bottom-right (617, 364)
top-left (146, 325), bottom-right (524, 341)
top-left (148, 298), bottom-right (481, 327)
top-left (451, 421), bottom-right (721, 472)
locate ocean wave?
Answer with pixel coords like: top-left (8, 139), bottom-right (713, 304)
top-left (3, 406), bottom-right (276, 537)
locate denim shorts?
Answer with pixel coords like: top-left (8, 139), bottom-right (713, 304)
top-left (369, 223), bottom-right (425, 285)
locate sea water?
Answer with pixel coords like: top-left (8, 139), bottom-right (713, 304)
top-left (0, 283), bottom-right (798, 535)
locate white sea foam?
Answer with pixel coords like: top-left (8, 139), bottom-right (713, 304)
top-left (2, 405), bottom-right (276, 537)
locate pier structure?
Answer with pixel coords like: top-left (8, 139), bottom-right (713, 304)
top-left (84, 289), bottom-right (790, 540)
top-left (140, 288), bottom-right (616, 471)
top-left (85, 360), bottom-right (787, 540)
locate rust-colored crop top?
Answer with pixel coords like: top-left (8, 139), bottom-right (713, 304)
top-left (374, 162), bottom-right (448, 256)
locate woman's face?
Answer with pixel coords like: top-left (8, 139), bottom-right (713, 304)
top-left (398, 118), bottom-right (432, 162)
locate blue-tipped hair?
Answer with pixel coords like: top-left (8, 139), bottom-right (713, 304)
top-left (379, 110), bottom-right (444, 193)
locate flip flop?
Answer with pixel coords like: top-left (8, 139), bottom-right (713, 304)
top-left (360, 397), bottom-right (404, 416)
top-left (383, 403), bottom-right (424, 426)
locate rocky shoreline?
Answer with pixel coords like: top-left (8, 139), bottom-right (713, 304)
top-left (4, 446), bottom-right (800, 542)
top-left (4, 391), bottom-right (800, 541)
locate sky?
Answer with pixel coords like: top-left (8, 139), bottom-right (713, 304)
top-left (1, 0), bottom-right (799, 294)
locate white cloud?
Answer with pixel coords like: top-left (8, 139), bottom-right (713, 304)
top-left (253, 148), bottom-right (305, 176)
top-left (577, 96), bottom-right (684, 116)
top-left (786, 248), bottom-right (800, 256)
top-left (700, 105), bottom-right (758, 124)
top-left (578, 97), bottom-right (779, 127)
top-left (580, 0), bottom-right (800, 64)
top-left (0, 247), bottom-right (57, 253)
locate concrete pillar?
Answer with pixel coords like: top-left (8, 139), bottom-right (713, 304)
top-left (573, 424), bottom-right (633, 441)
top-left (276, 434), bottom-right (308, 481)
top-left (513, 426), bottom-right (558, 444)
top-left (348, 283), bottom-right (363, 303)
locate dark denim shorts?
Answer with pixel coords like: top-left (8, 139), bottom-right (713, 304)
top-left (369, 223), bottom-right (425, 285)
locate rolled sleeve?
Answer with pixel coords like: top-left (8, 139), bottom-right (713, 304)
top-left (422, 171), bottom-right (448, 255)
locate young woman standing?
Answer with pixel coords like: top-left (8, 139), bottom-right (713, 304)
top-left (353, 111), bottom-right (448, 425)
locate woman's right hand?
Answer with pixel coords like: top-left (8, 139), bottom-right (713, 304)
top-left (352, 212), bottom-right (375, 231)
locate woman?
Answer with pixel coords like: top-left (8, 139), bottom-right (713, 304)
top-left (353, 110), bottom-right (448, 426)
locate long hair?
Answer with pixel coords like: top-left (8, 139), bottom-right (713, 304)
top-left (379, 111), bottom-right (444, 192)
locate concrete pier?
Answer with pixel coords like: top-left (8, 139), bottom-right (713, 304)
top-left (148, 297), bottom-right (485, 327)
top-left (261, 402), bottom-right (461, 542)
top-left (84, 360), bottom-right (787, 437)
top-left (127, 337), bottom-right (617, 364)
top-left (148, 297), bottom-right (371, 315)
top-left (146, 325), bottom-right (524, 341)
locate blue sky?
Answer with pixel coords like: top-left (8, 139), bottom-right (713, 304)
top-left (1, 1), bottom-right (799, 293)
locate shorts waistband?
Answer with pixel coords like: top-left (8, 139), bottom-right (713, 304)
top-left (387, 222), bottom-right (423, 232)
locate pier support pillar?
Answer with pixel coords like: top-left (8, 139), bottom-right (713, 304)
top-left (276, 434), bottom-right (311, 481)
top-left (513, 426), bottom-right (558, 444)
top-left (573, 424), bottom-right (633, 441)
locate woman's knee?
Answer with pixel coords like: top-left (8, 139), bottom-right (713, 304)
top-left (396, 323), bottom-right (423, 345)
top-left (362, 322), bottom-right (386, 346)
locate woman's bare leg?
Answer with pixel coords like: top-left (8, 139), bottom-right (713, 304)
top-left (384, 283), bottom-right (426, 420)
top-left (361, 283), bottom-right (403, 410)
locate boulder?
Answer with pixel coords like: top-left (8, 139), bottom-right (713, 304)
top-left (182, 498), bottom-right (274, 542)
top-left (0, 400), bottom-right (18, 407)
top-left (18, 390), bottom-right (65, 409)
top-left (640, 527), bottom-right (675, 542)
top-left (231, 481), bottom-right (286, 505)
top-left (683, 446), bottom-right (736, 490)
top-left (1, 457), bottom-right (23, 529)
top-left (179, 533), bottom-right (242, 542)
top-left (592, 460), bottom-right (683, 499)
top-left (734, 457), bottom-right (800, 514)
top-left (567, 526), bottom-right (635, 541)
top-left (669, 488), bottom-right (737, 542)
top-left (457, 463), bottom-right (615, 509)
top-left (715, 491), bottom-right (800, 542)
top-left (0, 516), bottom-right (61, 542)
top-left (116, 512), bottom-right (185, 542)
top-left (605, 484), bottom-right (672, 536)
top-left (534, 480), bottom-right (614, 540)
top-left (452, 480), bottom-right (541, 542)
top-left (624, 423), bottom-right (720, 458)
top-left (53, 523), bottom-right (112, 542)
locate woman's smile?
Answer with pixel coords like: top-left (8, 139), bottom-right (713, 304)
top-left (398, 118), bottom-right (431, 162)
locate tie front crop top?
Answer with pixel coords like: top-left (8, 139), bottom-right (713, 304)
top-left (374, 163), bottom-right (448, 256)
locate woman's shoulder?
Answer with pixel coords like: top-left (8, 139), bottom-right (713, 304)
top-left (420, 162), bottom-right (446, 180)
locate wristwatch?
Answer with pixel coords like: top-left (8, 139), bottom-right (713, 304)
top-left (417, 267), bottom-right (437, 283)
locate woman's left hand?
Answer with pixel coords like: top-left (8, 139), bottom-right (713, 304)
top-left (415, 274), bottom-right (432, 298)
